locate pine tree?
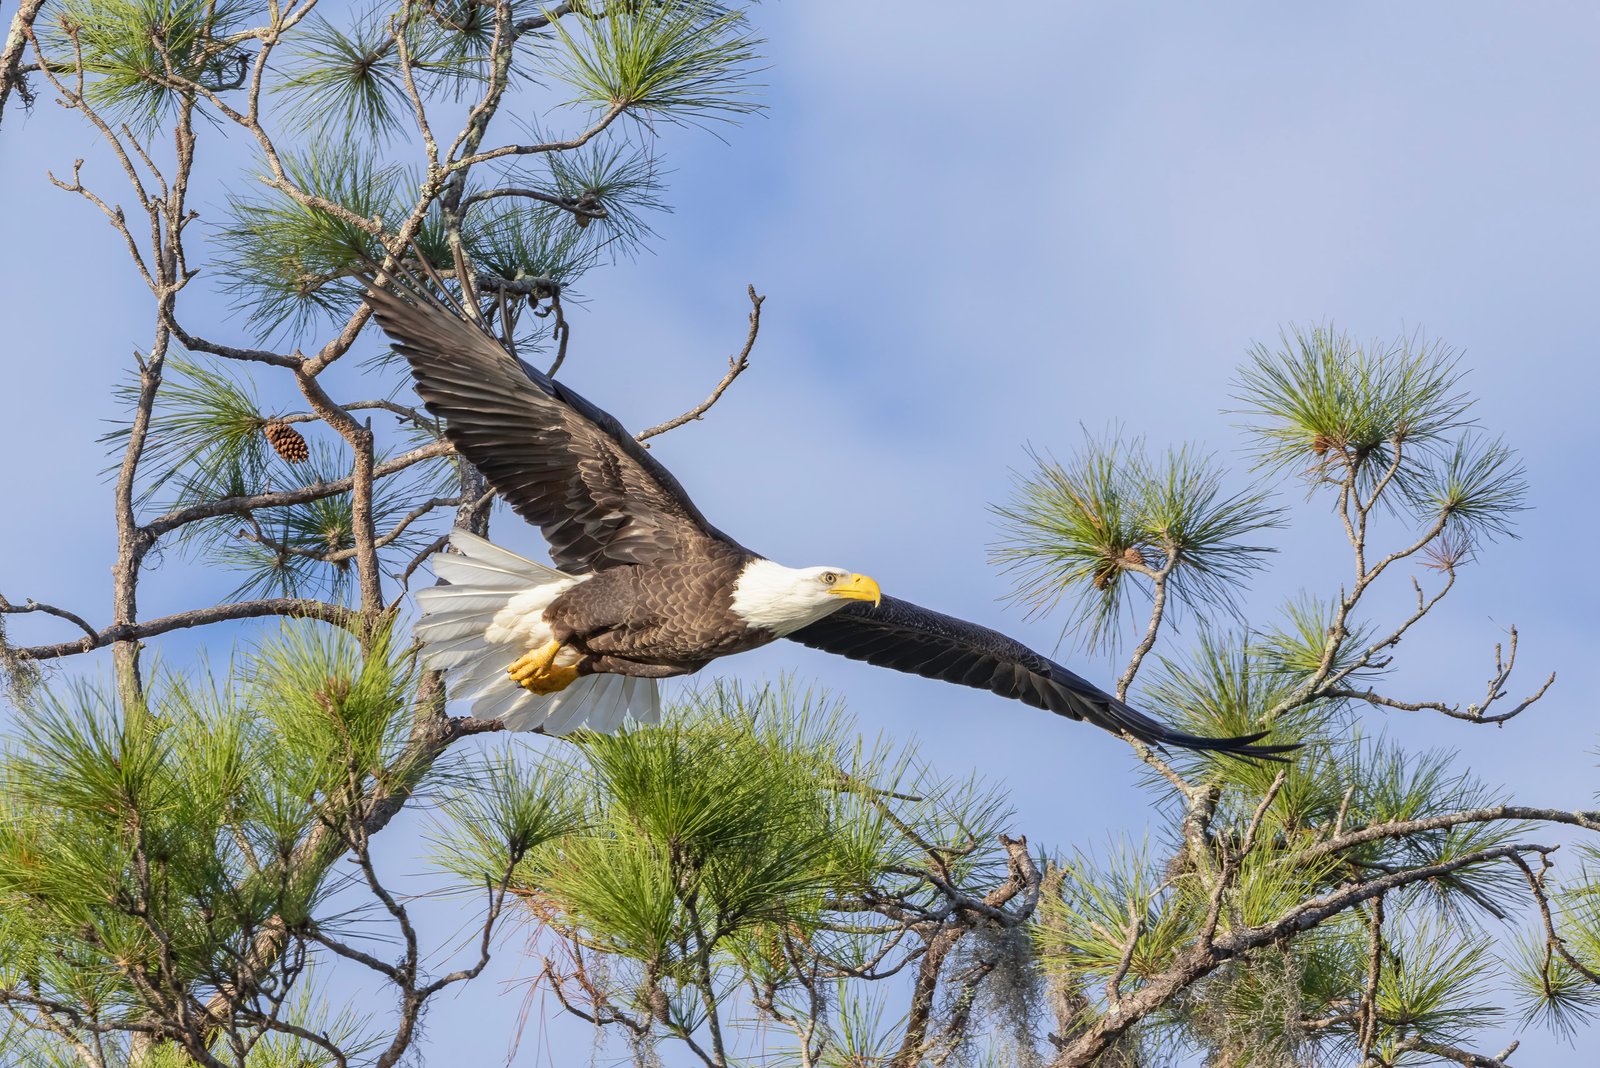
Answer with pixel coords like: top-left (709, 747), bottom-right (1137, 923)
top-left (2, 2), bottom-right (1598, 1066)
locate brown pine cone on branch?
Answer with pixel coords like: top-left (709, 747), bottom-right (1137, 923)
top-left (263, 420), bottom-right (309, 463)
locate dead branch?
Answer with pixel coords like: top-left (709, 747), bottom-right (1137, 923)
top-left (1329, 624), bottom-right (1555, 725)
top-left (1374, 1036), bottom-right (1520, 1068)
top-left (637, 286), bottom-right (765, 442)
top-left (891, 834), bottom-right (1039, 1068)
top-left (8, 598), bottom-right (358, 662)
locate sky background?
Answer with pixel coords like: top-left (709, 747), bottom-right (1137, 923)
top-left (3, 2), bottom-right (1599, 1063)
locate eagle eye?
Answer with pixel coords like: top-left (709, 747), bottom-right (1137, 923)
top-left (821, 572), bottom-right (838, 585)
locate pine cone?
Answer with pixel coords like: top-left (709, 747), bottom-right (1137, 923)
top-left (264, 420), bottom-right (309, 463)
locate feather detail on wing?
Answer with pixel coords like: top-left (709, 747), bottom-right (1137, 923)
top-left (363, 281), bottom-right (741, 575)
top-left (789, 596), bottom-right (1297, 759)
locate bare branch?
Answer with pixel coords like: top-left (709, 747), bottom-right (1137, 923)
top-left (9, 598), bottom-right (358, 662)
top-left (1295, 805), bottom-right (1600, 865)
top-left (638, 286), bottom-right (765, 442)
top-left (453, 101), bottom-right (627, 169)
top-left (391, 0), bottom-right (439, 171)
top-left (0, 594), bottom-right (100, 643)
top-left (168, 324), bottom-right (303, 368)
top-left (1115, 545), bottom-right (1176, 700)
top-left (1329, 624), bottom-right (1555, 725)
top-left (1376, 1036), bottom-right (1520, 1068)
top-left (1104, 897), bottom-right (1143, 1007)
top-left (1357, 894), bottom-right (1384, 1059)
top-left (1507, 851), bottom-right (1600, 986)
top-left (275, 398), bottom-right (436, 430)
top-left (545, 289), bottom-right (572, 377)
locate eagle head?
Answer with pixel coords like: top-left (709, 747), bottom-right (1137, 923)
top-left (731, 559), bottom-right (882, 636)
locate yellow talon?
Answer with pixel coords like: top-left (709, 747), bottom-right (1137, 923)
top-left (508, 640), bottom-right (560, 683)
top-left (506, 641), bottom-right (580, 695)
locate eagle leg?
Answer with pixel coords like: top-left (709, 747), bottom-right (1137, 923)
top-left (507, 641), bottom-right (580, 695)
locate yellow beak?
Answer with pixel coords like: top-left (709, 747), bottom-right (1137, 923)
top-left (830, 573), bottom-right (882, 607)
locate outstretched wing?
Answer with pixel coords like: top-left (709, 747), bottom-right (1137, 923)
top-left (365, 283), bottom-right (741, 574)
top-left (789, 596), bottom-right (1296, 758)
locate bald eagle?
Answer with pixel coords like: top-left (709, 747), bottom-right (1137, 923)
top-left (364, 283), bottom-right (1290, 758)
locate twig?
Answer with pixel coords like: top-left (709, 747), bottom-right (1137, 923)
top-left (397, 534), bottom-right (450, 593)
top-left (460, 185), bottom-right (611, 224)
top-left (1104, 897), bottom-right (1144, 1006)
top-left (1115, 545), bottom-right (1176, 700)
top-left (538, 961), bottom-right (648, 1036)
top-left (453, 101), bottom-right (627, 169)
top-left (637, 286), bottom-right (764, 442)
top-left (510, 0), bottom-right (573, 35)
top-left (1328, 624), bottom-right (1555, 725)
top-left (0, 595), bottom-right (100, 643)
top-left (545, 289), bottom-right (572, 377)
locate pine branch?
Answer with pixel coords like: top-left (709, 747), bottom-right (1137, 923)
top-left (143, 440), bottom-right (451, 536)
top-left (0, 0), bottom-right (46, 126)
top-left (6, 597), bottom-right (358, 661)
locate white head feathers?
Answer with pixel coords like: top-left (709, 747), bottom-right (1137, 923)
top-left (730, 559), bottom-right (879, 636)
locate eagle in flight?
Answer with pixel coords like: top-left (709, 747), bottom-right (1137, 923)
top-left (364, 282), bottom-right (1290, 758)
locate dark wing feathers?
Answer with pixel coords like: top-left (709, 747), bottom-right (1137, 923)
top-left (364, 283), bottom-right (741, 574)
top-left (789, 596), bottom-right (1297, 759)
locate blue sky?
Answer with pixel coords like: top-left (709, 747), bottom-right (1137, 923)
top-left (3, 2), bottom-right (1598, 1063)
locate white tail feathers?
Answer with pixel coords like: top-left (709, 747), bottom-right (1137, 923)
top-left (415, 532), bottom-right (661, 735)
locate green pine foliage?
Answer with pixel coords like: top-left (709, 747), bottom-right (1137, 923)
top-left (548, 0), bottom-right (764, 122)
top-left (10, 0), bottom-right (1597, 1059)
top-left (544, 142), bottom-right (669, 253)
top-left (992, 436), bottom-right (1282, 653)
top-left (0, 622), bottom-right (412, 1057)
top-left (103, 356), bottom-right (271, 507)
top-left (423, 681), bottom-right (1024, 1063)
top-left (49, 0), bottom-right (251, 128)
top-left (201, 441), bottom-right (436, 600)
top-left (1235, 326), bottom-right (1474, 492)
top-left (501, 685), bottom-right (894, 995)
top-left (274, 4), bottom-right (488, 140)
top-left (467, 196), bottom-right (598, 292)
top-left (1029, 732), bottom-right (1534, 1062)
top-left (216, 146), bottom-right (409, 335)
